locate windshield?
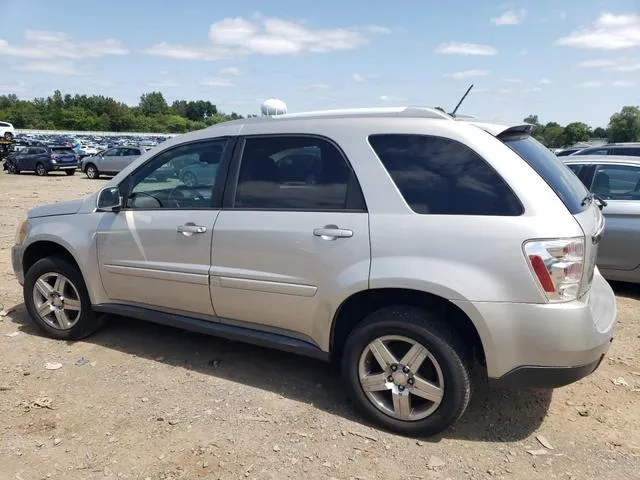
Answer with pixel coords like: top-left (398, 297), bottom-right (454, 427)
top-left (502, 135), bottom-right (590, 214)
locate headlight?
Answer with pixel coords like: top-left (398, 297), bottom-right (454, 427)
top-left (15, 219), bottom-right (28, 245)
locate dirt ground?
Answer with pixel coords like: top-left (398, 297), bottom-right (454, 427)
top-left (1, 169), bottom-right (639, 480)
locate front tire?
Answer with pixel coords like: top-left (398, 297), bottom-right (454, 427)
top-left (342, 306), bottom-right (471, 436)
top-left (3, 132), bottom-right (12, 140)
top-left (85, 163), bottom-right (99, 179)
top-left (24, 256), bottom-right (104, 340)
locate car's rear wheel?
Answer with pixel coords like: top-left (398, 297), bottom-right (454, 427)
top-left (342, 306), bottom-right (471, 436)
top-left (85, 163), bottom-right (99, 179)
top-left (24, 256), bottom-right (105, 340)
top-left (65, 169), bottom-right (75, 176)
top-left (35, 163), bottom-right (47, 176)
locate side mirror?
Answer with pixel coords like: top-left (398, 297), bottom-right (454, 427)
top-left (96, 186), bottom-right (122, 212)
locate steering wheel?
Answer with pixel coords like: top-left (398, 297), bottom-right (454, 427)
top-left (168, 185), bottom-right (203, 208)
top-left (128, 191), bottom-right (163, 208)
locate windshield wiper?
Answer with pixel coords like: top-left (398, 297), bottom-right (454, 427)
top-left (582, 192), bottom-right (607, 210)
top-left (581, 193), bottom-right (594, 207)
top-left (593, 194), bottom-right (607, 209)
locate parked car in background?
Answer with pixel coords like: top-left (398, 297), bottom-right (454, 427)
top-left (0, 121), bottom-right (15, 140)
top-left (80, 146), bottom-right (144, 179)
top-left (563, 155), bottom-right (640, 283)
top-left (571, 143), bottom-right (640, 157)
top-left (555, 147), bottom-right (583, 156)
top-left (11, 107), bottom-right (616, 436)
top-left (5, 145), bottom-right (78, 175)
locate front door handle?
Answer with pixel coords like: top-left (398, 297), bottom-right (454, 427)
top-left (177, 223), bottom-right (207, 236)
top-left (313, 225), bottom-right (353, 240)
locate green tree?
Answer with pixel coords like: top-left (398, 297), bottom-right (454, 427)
top-left (608, 106), bottom-right (640, 143)
top-left (139, 91), bottom-right (168, 116)
top-left (524, 114), bottom-right (540, 126)
top-left (542, 122), bottom-right (565, 148)
top-left (563, 122), bottom-right (590, 146)
top-left (592, 127), bottom-right (607, 138)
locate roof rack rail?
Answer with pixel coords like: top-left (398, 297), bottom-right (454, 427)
top-left (272, 106), bottom-right (453, 121)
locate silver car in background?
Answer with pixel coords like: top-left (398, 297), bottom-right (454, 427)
top-left (564, 155), bottom-right (640, 283)
top-left (80, 146), bottom-right (145, 179)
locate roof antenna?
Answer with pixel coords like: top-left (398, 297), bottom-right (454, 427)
top-left (450, 84), bottom-right (474, 117)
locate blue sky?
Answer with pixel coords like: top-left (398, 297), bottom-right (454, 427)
top-left (0, 0), bottom-right (638, 127)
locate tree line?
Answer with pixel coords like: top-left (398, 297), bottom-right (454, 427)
top-left (0, 90), bottom-right (244, 134)
top-left (523, 106), bottom-right (640, 148)
top-left (1, 90), bottom-right (638, 145)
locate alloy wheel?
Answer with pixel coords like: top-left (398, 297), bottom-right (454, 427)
top-left (32, 272), bottom-right (82, 330)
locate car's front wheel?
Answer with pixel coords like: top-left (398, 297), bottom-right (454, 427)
top-left (65, 169), bottom-right (75, 176)
top-left (85, 163), bottom-right (99, 179)
top-left (342, 306), bottom-right (471, 436)
top-left (24, 256), bottom-right (105, 340)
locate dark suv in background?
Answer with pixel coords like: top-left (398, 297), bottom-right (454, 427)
top-left (572, 143), bottom-right (640, 157)
top-left (5, 145), bottom-right (78, 176)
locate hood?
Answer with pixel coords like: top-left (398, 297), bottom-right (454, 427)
top-left (28, 198), bottom-right (86, 218)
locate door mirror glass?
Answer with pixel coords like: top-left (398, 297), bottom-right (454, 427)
top-left (97, 186), bottom-right (122, 211)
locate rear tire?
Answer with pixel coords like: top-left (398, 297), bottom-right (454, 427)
top-left (23, 256), bottom-right (105, 340)
top-left (3, 132), bottom-right (12, 140)
top-left (341, 306), bottom-right (471, 437)
top-left (35, 163), bottom-right (47, 176)
top-left (65, 169), bottom-right (75, 176)
top-left (85, 163), bottom-right (99, 179)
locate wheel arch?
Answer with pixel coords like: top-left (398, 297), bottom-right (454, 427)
top-left (23, 240), bottom-right (85, 292)
top-left (329, 288), bottom-right (487, 374)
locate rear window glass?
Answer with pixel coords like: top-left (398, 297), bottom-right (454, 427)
top-left (369, 134), bottom-right (523, 216)
top-left (51, 147), bottom-right (75, 153)
top-left (502, 135), bottom-right (589, 214)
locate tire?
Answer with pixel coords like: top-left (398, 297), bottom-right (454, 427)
top-left (65, 169), bottom-right (75, 176)
top-left (35, 163), bottom-right (47, 176)
top-left (23, 256), bottom-right (105, 340)
top-left (3, 132), bottom-right (12, 140)
top-left (85, 163), bottom-right (99, 179)
top-left (182, 172), bottom-right (196, 187)
top-left (7, 162), bottom-right (19, 174)
top-left (341, 306), bottom-right (471, 437)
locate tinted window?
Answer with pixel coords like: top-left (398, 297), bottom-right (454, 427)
top-left (0, 122), bottom-right (8, 127)
top-left (126, 139), bottom-right (228, 210)
top-left (51, 147), bottom-right (75, 154)
top-left (592, 164), bottom-right (640, 200)
top-left (613, 147), bottom-right (640, 157)
top-left (582, 148), bottom-right (609, 155)
top-left (503, 135), bottom-right (589, 214)
top-left (103, 148), bottom-right (119, 157)
top-left (566, 164), bottom-right (583, 176)
top-left (234, 136), bottom-right (365, 211)
top-left (369, 134), bottom-right (522, 215)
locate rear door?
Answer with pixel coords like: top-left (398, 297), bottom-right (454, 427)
top-left (210, 134), bottom-right (370, 345)
top-left (590, 163), bottom-right (640, 272)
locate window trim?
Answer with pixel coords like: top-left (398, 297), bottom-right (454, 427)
top-left (222, 133), bottom-right (368, 213)
top-left (118, 136), bottom-right (237, 211)
top-left (369, 133), bottom-right (525, 216)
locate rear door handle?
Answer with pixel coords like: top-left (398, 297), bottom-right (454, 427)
top-left (313, 225), bottom-right (353, 240)
top-left (177, 223), bottom-right (207, 236)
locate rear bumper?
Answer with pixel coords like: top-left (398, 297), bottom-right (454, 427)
top-left (453, 269), bottom-right (616, 388)
top-left (50, 163), bottom-right (78, 171)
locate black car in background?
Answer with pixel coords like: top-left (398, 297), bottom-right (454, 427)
top-left (5, 145), bottom-right (78, 175)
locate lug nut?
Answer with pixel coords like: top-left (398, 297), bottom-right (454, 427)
top-left (402, 366), bottom-right (410, 373)
top-left (390, 364), bottom-right (397, 372)
top-left (407, 378), bottom-right (414, 385)
top-left (387, 375), bottom-right (393, 382)
top-left (398, 385), bottom-right (405, 391)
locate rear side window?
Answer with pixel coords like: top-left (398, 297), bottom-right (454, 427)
top-left (502, 135), bottom-right (589, 214)
top-left (612, 147), bottom-right (640, 157)
top-left (369, 134), bottom-right (523, 215)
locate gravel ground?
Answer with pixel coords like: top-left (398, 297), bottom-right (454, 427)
top-left (1, 170), bottom-right (639, 480)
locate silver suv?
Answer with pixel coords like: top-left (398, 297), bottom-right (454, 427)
top-left (11, 107), bottom-right (617, 436)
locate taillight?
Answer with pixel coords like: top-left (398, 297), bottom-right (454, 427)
top-left (524, 238), bottom-right (585, 302)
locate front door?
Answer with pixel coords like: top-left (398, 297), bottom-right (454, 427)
top-left (96, 137), bottom-right (233, 317)
top-left (210, 135), bottom-right (370, 345)
top-left (100, 147), bottom-right (122, 173)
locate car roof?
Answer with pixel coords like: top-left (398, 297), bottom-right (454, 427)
top-left (205, 106), bottom-right (533, 137)
top-left (562, 155), bottom-right (640, 166)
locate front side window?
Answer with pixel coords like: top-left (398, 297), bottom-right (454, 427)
top-left (233, 135), bottom-right (365, 211)
top-left (103, 148), bottom-right (119, 157)
top-left (592, 164), bottom-right (640, 200)
top-left (126, 139), bottom-right (228, 209)
top-left (369, 134), bottom-right (523, 215)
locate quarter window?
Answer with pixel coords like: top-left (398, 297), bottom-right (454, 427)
top-left (126, 139), bottom-right (228, 209)
top-left (592, 164), bottom-right (640, 200)
top-left (233, 136), bottom-right (365, 211)
top-left (369, 134), bottom-right (523, 215)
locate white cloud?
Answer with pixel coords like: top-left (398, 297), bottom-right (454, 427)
top-left (0, 81), bottom-right (27, 94)
top-left (352, 73), bottom-right (378, 83)
top-left (576, 81), bottom-right (603, 88)
top-left (145, 17), bottom-right (388, 60)
top-left (199, 77), bottom-right (235, 87)
top-left (219, 66), bottom-right (241, 76)
top-left (444, 69), bottom-right (490, 79)
top-left (435, 41), bottom-right (497, 55)
top-left (12, 60), bottom-right (83, 75)
top-left (501, 77), bottom-right (522, 83)
top-left (491, 9), bottom-right (526, 26)
top-left (612, 80), bottom-right (636, 87)
top-left (379, 95), bottom-right (407, 102)
top-left (578, 57), bottom-right (640, 71)
top-left (303, 83), bottom-right (331, 90)
top-left (538, 78), bottom-right (552, 85)
top-left (523, 86), bottom-right (542, 93)
top-left (0, 30), bottom-right (128, 59)
top-left (557, 13), bottom-right (640, 50)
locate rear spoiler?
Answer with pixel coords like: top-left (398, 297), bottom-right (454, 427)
top-left (456, 118), bottom-right (536, 137)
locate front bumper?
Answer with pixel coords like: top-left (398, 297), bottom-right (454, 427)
top-left (453, 269), bottom-right (616, 388)
top-left (11, 244), bottom-right (25, 285)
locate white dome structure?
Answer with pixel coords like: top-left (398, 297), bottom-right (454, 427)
top-left (261, 98), bottom-right (287, 116)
